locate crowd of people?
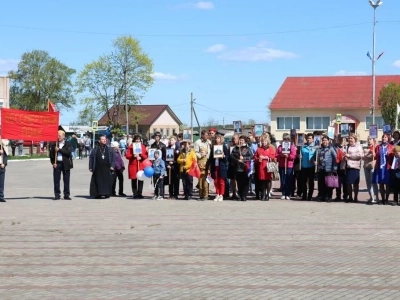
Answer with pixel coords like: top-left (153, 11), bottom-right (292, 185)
top-left (1, 127), bottom-right (400, 205)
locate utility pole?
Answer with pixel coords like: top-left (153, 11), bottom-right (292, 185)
top-left (190, 92), bottom-right (194, 143)
top-left (124, 54), bottom-right (129, 136)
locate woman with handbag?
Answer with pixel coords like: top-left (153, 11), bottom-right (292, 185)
top-left (254, 134), bottom-right (276, 201)
top-left (344, 134), bottom-right (363, 203)
top-left (372, 134), bottom-right (394, 205)
top-left (316, 135), bottom-right (338, 202)
top-left (363, 136), bottom-right (379, 203)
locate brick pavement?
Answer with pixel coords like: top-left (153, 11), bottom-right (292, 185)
top-left (1, 159), bottom-right (400, 299)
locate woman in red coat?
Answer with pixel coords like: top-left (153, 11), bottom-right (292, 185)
top-left (126, 135), bottom-right (148, 198)
top-left (254, 134), bottom-right (276, 201)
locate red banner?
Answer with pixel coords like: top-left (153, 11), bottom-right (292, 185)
top-left (1, 108), bottom-right (59, 141)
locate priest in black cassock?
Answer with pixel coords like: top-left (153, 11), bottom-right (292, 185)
top-left (89, 135), bottom-right (115, 199)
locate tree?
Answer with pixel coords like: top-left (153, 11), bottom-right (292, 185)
top-left (203, 117), bottom-right (219, 128)
top-left (71, 104), bottom-right (100, 126)
top-left (378, 83), bottom-right (400, 130)
top-left (9, 50), bottom-right (75, 110)
top-left (76, 36), bottom-right (154, 131)
top-left (247, 119), bottom-right (256, 126)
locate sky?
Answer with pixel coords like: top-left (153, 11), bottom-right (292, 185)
top-left (1, 0), bottom-right (400, 127)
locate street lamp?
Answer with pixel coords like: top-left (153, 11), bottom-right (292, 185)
top-left (369, 0), bottom-right (383, 125)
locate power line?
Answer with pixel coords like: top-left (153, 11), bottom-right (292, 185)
top-left (0, 21), bottom-right (393, 37)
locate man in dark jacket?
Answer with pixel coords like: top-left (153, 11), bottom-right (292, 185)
top-left (0, 139), bottom-right (9, 202)
top-left (49, 130), bottom-right (73, 200)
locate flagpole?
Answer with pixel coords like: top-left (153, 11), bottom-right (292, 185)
top-left (369, 0), bottom-right (383, 125)
top-left (371, 4), bottom-right (376, 125)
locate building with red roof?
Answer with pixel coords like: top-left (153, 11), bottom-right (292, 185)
top-left (269, 75), bottom-right (400, 141)
top-left (98, 104), bottom-right (182, 138)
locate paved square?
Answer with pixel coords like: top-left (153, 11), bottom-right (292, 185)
top-left (1, 159), bottom-right (400, 299)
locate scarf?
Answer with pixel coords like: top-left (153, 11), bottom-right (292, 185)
top-left (380, 143), bottom-right (388, 169)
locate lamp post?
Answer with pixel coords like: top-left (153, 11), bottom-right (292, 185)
top-left (369, 0), bottom-right (383, 125)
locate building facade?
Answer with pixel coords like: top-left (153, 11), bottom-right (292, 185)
top-left (269, 75), bottom-right (400, 141)
top-left (98, 104), bottom-right (182, 138)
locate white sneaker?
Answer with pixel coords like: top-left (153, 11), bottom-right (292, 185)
top-left (219, 195), bottom-right (224, 202)
top-left (270, 192), bottom-right (274, 197)
top-left (286, 196), bottom-right (291, 200)
top-left (157, 196), bottom-right (164, 200)
top-left (152, 196), bottom-right (158, 200)
top-left (214, 195), bottom-right (219, 201)
top-left (281, 196), bottom-right (286, 200)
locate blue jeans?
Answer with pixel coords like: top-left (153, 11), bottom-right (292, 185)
top-left (364, 167), bottom-right (379, 200)
top-left (279, 167), bottom-right (293, 197)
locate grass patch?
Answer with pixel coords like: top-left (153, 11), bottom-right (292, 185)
top-left (9, 154), bottom-right (48, 160)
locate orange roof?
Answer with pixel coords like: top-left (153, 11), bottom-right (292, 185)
top-left (269, 75), bottom-right (400, 110)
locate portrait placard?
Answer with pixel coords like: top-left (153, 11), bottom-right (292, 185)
top-left (133, 142), bottom-right (142, 155)
top-left (282, 141), bottom-right (291, 154)
top-left (297, 133), bottom-right (304, 146)
top-left (213, 145), bottom-right (223, 158)
top-left (369, 124), bottom-right (378, 139)
top-left (233, 121), bottom-right (242, 134)
top-left (166, 148), bottom-right (174, 161)
top-left (254, 124), bottom-right (264, 137)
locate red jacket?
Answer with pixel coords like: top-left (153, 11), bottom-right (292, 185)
top-left (275, 144), bottom-right (297, 168)
top-left (126, 144), bottom-right (148, 179)
top-left (254, 146), bottom-right (276, 180)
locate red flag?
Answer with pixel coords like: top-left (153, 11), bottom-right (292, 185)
top-left (48, 100), bottom-right (57, 112)
top-left (1, 108), bottom-right (59, 141)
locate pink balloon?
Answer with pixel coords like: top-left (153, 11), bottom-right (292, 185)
top-left (142, 159), bottom-right (152, 168)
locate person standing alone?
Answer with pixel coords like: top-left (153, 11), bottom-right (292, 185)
top-left (49, 130), bottom-right (73, 200)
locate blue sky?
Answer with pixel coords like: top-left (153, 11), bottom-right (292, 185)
top-left (1, 0), bottom-right (400, 127)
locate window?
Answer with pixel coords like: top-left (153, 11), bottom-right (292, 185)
top-left (306, 117), bottom-right (330, 130)
top-left (153, 128), bottom-right (157, 133)
top-left (365, 116), bottom-right (384, 129)
top-left (173, 128), bottom-right (176, 134)
top-left (166, 128), bottom-right (170, 137)
top-left (276, 117), bottom-right (300, 130)
top-left (139, 129), bottom-right (143, 134)
top-left (160, 128), bottom-right (164, 136)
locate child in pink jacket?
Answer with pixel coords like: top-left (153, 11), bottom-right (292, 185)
top-left (276, 133), bottom-right (297, 199)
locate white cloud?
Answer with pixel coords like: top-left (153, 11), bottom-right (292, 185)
top-left (195, 1), bottom-right (214, 9)
top-left (393, 60), bottom-right (400, 68)
top-left (215, 44), bottom-right (298, 62)
top-left (0, 59), bottom-right (19, 75)
top-left (205, 44), bottom-right (226, 53)
top-left (334, 70), bottom-right (367, 76)
top-left (152, 72), bottom-right (187, 81)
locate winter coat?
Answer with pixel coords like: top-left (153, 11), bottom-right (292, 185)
top-left (126, 143), bottom-right (148, 179)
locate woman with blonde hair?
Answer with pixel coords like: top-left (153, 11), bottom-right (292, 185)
top-left (363, 136), bottom-right (379, 203)
top-left (254, 134), bottom-right (276, 200)
top-left (344, 133), bottom-right (363, 202)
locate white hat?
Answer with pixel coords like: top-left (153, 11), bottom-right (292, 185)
top-left (111, 141), bottom-right (119, 148)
